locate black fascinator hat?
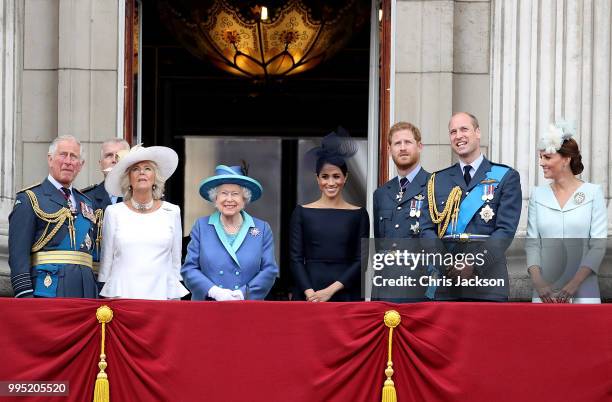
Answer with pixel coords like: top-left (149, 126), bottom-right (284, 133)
top-left (306, 126), bottom-right (358, 175)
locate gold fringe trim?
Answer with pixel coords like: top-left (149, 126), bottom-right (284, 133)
top-left (25, 190), bottom-right (76, 251)
top-left (381, 310), bottom-right (401, 402)
top-left (426, 173), bottom-right (462, 238)
top-left (93, 305), bottom-right (113, 402)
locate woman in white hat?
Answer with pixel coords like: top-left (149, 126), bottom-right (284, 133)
top-left (98, 145), bottom-right (189, 300)
top-left (181, 165), bottom-right (278, 300)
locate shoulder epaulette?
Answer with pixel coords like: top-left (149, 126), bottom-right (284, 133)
top-left (434, 165), bottom-right (456, 174)
top-left (489, 161), bottom-right (513, 169)
top-left (80, 183), bottom-right (97, 193)
top-left (17, 182), bottom-right (41, 193)
top-left (74, 188), bottom-right (93, 202)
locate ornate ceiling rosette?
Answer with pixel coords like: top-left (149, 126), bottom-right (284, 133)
top-left (158, 0), bottom-right (369, 79)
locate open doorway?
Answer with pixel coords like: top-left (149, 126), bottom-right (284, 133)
top-left (124, 0), bottom-right (383, 299)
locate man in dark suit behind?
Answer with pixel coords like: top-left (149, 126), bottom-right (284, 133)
top-left (81, 138), bottom-right (130, 271)
top-left (420, 112), bottom-right (522, 301)
top-left (372, 122), bottom-right (431, 301)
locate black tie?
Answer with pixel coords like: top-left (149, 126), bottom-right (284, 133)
top-left (60, 187), bottom-right (71, 199)
top-left (463, 165), bottom-right (472, 186)
top-left (399, 177), bottom-right (408, 189)
top-left (116, 196), bottom-right (123, 204)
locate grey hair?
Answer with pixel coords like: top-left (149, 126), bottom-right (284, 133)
top-left (119, 161), bottom-right (166, 200)
top-left (207, 185), bottom-right (252, 205)
top-left (48, 135), bottom-right (85, 161)
top-left (100, 138), bottom-right (130, 158)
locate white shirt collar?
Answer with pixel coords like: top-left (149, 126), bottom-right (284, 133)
top-left (397, 164), bottom-right (422, 184)
top-left (459, 154), bottom-right (484, 177)
top-left (47, 174), bottom-right (77, 207)
top-left (47, 174), bottom-right (72, 192)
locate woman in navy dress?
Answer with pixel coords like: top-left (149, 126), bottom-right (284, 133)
top-left (290, 131), bottom-right (370, 302)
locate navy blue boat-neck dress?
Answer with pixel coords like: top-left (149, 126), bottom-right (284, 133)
top-left (289, 205), bottom-right (370, 301)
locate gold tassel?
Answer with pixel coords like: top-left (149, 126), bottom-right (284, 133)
top-left (381, 310), bottom-right (401, 402)
top-left (93, 305), bottom-right (113, 402)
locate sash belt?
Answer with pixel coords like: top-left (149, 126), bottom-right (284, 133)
top-left (31, 250), bottom-right (93, 269)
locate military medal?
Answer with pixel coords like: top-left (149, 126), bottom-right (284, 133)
top-left (574, 192), bottom-right (585, 205)
top-left (67, 199), bottom-right (77, 215)
top-left (481, 183), bottom-right (495, 201)
top-left (410, 221), bottom-right (420, 234)
top-left (414, 194), bottom-right (424, 217)
top-left (409, 199), bottom-right (417, 217)
top-left (84, 233), bottom-right (92, 250)
top-left (80, 202), bottom-right (95, 222)
top-left (44, 273), bottom-right (53, 288)
top-left (396, 178), bottom-right (409, 202)
top-left (479, 204), bottom-right (495, 223)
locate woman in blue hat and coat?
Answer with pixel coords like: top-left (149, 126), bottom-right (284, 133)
top-left (181, 165), bottom-right (278, 300)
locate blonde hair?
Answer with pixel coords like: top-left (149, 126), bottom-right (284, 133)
top-left (119, 161), bottom-right (166, 200)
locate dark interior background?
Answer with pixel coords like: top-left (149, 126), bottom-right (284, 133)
top-left (140, 0), bottom-right (371, 298)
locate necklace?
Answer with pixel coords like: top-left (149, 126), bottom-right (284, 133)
top-left (221, 217), bottom-right (242, 234)
top-left (130, 198), bottom-right (154, 211)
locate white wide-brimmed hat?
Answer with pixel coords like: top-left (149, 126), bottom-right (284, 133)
top-left (105, 145), bottom-right (179, 196)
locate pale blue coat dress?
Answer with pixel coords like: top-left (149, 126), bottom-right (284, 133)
top-left (526, 182), bottom-right (608, 303)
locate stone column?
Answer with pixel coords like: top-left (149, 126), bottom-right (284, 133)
top-left (490, 0), bottom-right (612, 298)
top-left (0, 0), bottom-right (19, 295)
top-left (393, 0), bottom-right (492, 172)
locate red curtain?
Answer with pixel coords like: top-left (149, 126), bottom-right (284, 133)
top-left (1, 299), bottom-right (611, 402)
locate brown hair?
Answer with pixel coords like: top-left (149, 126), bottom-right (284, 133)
top-left (388, 121), bottom-right (422, 144)
top-left (450, 112), bottom-right (480, 130)
top-left (558, 138), bottom-right (584, 175)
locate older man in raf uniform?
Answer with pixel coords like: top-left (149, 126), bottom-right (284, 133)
top-left (81, 138), bottom-right (130, 271)
top-left (9, 135), bottom-right (98, 298)
top-left (372, 122), bottom-right (431, 301)
top-left (420, 112), bottom-right (521, 301)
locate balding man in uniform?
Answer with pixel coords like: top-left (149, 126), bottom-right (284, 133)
top-left (9, 135), bottom-right (98, 298)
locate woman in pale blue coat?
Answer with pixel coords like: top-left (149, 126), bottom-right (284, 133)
top-left (526, 122), bottom-right (608, 303)
top-left (181, 165), bottom-right (278, 300)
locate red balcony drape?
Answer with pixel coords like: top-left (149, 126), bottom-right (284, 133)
top-left (1, 299), bottom-right (611, 402)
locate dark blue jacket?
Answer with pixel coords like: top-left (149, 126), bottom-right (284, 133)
top-left (8, 178), bottom-right (98, 298)
top-left (419, 158), bottom-right (522, 301)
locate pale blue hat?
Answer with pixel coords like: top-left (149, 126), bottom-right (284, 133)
top-left (199, 165), bottom-right (263, 202)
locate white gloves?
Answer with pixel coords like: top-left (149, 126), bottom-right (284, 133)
top-left (208, 286), bottom-right (244, 301)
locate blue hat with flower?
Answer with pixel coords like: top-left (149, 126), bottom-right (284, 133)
top-left (198, 165), bottom-right (263, 202)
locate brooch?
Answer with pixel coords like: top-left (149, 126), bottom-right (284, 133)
top-left (249, 227), bottom-right (261, 237)
top-left (479, 204), bottom-right (495, 223)
top-left (574, 192), bottom-right (585, 205)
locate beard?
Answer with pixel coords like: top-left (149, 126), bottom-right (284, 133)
top-left (392, 154), bottom-right (418, 171)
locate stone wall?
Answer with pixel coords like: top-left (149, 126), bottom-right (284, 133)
top-left (0, 0), bottom-right (120, 296)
